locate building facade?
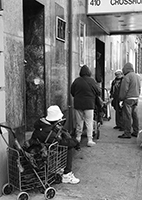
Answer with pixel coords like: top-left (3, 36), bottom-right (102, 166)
top-left (0, 0), bottom-right (142, 193)
top-left (0, 0), bottom-right (142, 142)
top-left (1, 0), bottom-right (141, 132)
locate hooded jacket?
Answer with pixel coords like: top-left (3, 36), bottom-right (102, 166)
top-left (71, 65), bottom-right (101, 110)
top-left (119, 62), bottom-right (141, 100)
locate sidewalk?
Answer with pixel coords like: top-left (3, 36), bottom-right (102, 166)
top-left (1, 98), bottom-right (142, 200)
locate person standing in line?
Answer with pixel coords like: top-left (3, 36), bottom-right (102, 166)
top-left (118, 62), bottom-right (141, 139)
top-left (110, 69), bottom-right (124, 131)
top-left (71, 65), bottom-right (101, 147)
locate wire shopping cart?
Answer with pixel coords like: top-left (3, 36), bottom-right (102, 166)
top-left (93, 88), bottom-right (111, 139)
top-left (0, 124), bottom-right (68, 200)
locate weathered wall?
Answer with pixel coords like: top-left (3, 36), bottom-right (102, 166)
top-left (0, 0), bottom-right (24, 194)
top-left (4, 0), bottom-right (24, 128)
top-left (2, 0), bottom-right (140, 132)
top-left (45, 0), bottom-right (69, 111)
top-left (3, 0), bottom-right (25, 142)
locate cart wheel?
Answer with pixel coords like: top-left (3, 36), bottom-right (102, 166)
top-left (2, 183), bottom-right (14, 195)
top-left (54, 173), bottom-right (62, 184)
top-left (44, 187), bottom-right (56, 199)
top-left (17, 191), bottom-right (29, 200)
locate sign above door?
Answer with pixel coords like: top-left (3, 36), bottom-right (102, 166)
top-left (87, 0), bottom-right (142, 35)
top-left (87, 0), bottom-right (142, 14)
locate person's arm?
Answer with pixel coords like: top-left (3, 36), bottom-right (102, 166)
top-left (34, 119), bottom-right (41, 130)
top-left (119, 77), bottom-right (128, 101)
top-left (110, 80), bottom-right (114, 98)
top-left (137, 75), bottom-right (141, 95)
top-left (71, 81), bottom-right (75, 97)
top-left (93, 82), bottom-right (101, 96)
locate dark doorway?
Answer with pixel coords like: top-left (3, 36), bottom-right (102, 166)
top-left (96, 38), bottom-right (105, 99)
top-left (23, 0), bottom-right (45, 131)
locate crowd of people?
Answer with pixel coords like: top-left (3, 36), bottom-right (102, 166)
top-left (110, 62), bottom-right (141, 139)
top-left (24, 62), bottom-right (141, 186)
top-left (71, 62), bottom-right (141, 142)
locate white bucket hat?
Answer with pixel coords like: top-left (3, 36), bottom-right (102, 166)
top-left (46, 105), bottom-right (63, 121)
top-left (115, 69), bottom-right (122, 75)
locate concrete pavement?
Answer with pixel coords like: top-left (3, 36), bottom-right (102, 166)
top-left (1, 97), bottom-right (142, 200)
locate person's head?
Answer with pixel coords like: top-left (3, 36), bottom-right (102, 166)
top-left (115, 69), bottom-right (123, 79)
top-left (122, 62), bottom-right (134, 75)
top-left (46, 105), bottom-right (63, 123)
top-left (79, 65), bottom-right (91, 77)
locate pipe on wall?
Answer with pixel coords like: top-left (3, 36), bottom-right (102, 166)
top-left (68, 0), bottom-right (72, 133)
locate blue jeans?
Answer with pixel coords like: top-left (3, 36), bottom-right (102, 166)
top-left (122, 99), bottom-right (139, 136)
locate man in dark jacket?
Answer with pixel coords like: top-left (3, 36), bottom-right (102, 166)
top-left (71, 65), bottom-right (101, 147)
top-left (110, 69), bottom-right (123, 130)
top-left (118, 62), bottom-right (141, 139)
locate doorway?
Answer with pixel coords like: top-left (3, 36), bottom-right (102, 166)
top-left (23, 0), bottom-right (45, 131)
top-left (96, 38), bottom-right (105, 99)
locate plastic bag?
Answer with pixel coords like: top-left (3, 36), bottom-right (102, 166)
top-left (137, 130), bottom-right (142, 147)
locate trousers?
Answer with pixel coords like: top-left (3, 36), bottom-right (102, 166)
top-left (75, 109), bottom-right (94, 140)
top-left (63, 148), bottom-right (72, 174)
top-left (115, 100), bottom-right (123, 128)
top-left (122, 99), bottom-right (139, 136)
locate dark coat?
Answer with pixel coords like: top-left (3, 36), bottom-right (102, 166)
top-left (110, 77), bottom-right (123, 109)
top-left (110, 77), bottom-right (123, 99)
top-left (119, 62), bottom-right (141, 100)
top-left (31, 118), bottom-right (56, 144)
top-left (71, 65), bottom-right (101, 110)
top-left (29, 118), bottom-right (79, 149)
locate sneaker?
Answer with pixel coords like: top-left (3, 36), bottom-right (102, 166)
top-left (62, 172), bottom-right (80, 184)
top-left (87, 140), bottom-right (96, 147)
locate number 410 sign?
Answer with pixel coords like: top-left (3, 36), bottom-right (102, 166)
top-left (90, 0), bottom-right (101, 6)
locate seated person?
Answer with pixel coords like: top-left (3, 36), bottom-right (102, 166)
top-left (27, 105), bottom-right (80, 184)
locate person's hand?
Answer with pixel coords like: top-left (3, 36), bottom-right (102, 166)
top-left (110, 98), bottom-right (113, 102)
top-left (119, 101), bottom-right (123, 107)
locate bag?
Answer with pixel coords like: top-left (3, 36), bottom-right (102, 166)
top-left (96, 95), bottom-right (104, 108)
top-left (59, 128), bottom-right (79, 148)
top-left (137, 130), bottom-right (142, 147)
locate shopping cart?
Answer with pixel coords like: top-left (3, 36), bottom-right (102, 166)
top-left (0, 123), bottom-right (68, 200)
top-left (93, 88), bottom-right (111, 139)
top-left (103, 88), bottom-right (111, 121)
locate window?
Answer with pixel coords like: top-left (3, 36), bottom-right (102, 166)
top-left (56, 16), bottom-right (66, 42)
